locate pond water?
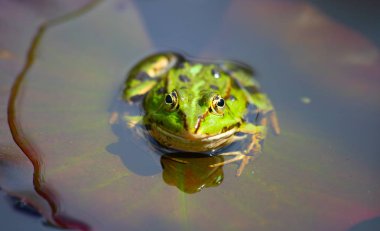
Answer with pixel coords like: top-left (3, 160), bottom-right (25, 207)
top-left (0, 0), bottom-right (379, 230)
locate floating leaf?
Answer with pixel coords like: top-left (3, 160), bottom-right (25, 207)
top-left (1, 1), bottom-right (379, 230)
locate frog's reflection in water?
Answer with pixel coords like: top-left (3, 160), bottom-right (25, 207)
top-left (161, 153), bottom-right (224, 194)
top-left (107, 123), bottom-right (225, 193)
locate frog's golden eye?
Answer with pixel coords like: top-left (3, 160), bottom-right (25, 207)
top-left (164, 90), bottom-right (179, 111)
top-left (210, 95), bottom-right (225, 115)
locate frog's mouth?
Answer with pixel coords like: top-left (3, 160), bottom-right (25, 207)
top-left (149, 123), bottom-right (238, 153)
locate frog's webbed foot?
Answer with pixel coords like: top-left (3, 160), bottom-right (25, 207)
top-left (209, 151), bottom-right (252, 176)
top-left (217, 129), bottom-right (263, 176)
top-left (210, 124), bottom-right (267, 176)
top-left (247, 128), bottom-right (266, 153)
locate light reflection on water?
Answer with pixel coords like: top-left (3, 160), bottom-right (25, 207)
top-left (1, 0), bottom-right (379, 230)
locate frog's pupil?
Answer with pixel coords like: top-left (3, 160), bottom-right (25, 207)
top-left (165, 95), bottom-right (173, 104)
top-left (217, 98), bottom-right (225, 107)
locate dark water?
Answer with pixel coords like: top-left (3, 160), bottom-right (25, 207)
top-left (1, 0), bottom-right (379, 230)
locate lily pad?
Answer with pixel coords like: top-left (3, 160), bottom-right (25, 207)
top-left (1, 0), bottom-right (380, 230)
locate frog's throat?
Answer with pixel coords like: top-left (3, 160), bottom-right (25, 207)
top-left (149, 123), bottom-right (237, 153)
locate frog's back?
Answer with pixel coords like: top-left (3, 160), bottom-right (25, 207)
top-left (166, 62), bottom-right (232, 98)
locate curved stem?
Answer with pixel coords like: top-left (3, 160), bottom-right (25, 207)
top-left (7, 1), bottom-right (102, 230)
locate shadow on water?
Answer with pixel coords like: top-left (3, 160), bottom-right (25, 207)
top-left (6, 0), bottom-right (102, 229)
top-left (106, 122), bottom-right (162, 176)
top-left (6, 195), bottom-right (41, 218)
top-left (0, 190), bottom-right (59, 231)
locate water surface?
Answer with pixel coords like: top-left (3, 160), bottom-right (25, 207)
top-left (0, 0), bottom-right (379, 230)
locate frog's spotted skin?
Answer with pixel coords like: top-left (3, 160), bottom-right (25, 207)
top-left (121, 52), bottom-right (280, 176)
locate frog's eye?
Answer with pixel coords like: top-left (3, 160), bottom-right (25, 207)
top-left (210, 95), bottom-right (225, 115)
top-left (164, 90), bottom-right (179, 111)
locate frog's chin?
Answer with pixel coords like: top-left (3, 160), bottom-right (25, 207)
top-left (149, 123), bottom-right (237, 153)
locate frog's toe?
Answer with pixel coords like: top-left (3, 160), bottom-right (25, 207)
top-left (209, 152), bottom-right (245, 168)
top-left (269, 111), bottom-right (281, 135)
top-left (209, 151), bottom-right (249, 175)
top-left (247, 141), bottom-right (262, 154)
top-left (209, 152), bottom-right (251, 177)
top-left (236, 156), bottom-right (252, 176)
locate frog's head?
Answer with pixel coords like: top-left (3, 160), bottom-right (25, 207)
top-left (163, 88), bottom-right (228, 135)
top-left (144, 63), bottom-right (243, 141)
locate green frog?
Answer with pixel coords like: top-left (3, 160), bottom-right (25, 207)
top-left (115, 52), bottom-right (280, 176)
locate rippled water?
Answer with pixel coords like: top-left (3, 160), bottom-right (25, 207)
top-left (1, 0), bottom-right (379, 230)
